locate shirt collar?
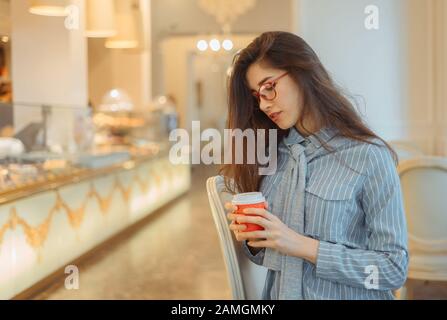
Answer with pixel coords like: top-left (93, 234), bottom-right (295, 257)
top-left (284, 126), bottom-right (339, 149)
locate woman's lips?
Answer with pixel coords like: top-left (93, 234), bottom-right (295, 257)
top-left (269, 111), bottom-right (282, 122)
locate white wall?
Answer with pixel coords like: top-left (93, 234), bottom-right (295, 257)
top-left (193, 53), bottom-right (232, 132)
top-left (88, 0), bottom-right (152, 111)
top-left (161, 35), bottom-right (255, 132)
top-left (10, 0), bottom-right (88, 152)
top-left (152, 0), bottom-right (293, 97)
top-left (295, 0), bottom-right (438, 154)
top-left (11, 0), bottom-right (88, 107)
top-left (88, 38), bottom-right (151, 111)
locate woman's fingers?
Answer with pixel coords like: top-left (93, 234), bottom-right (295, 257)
top-left (227, 213), bottom-right (241, 222)
top-left (242, 207), bottom-right (276, 221)
top-left (226, 202), bottom-right (275, 243)
top-left (229, 222), bottom-right (246, 232)
top-left (235, 231), bottom-right (266, 242)
top-left (235, 214), bottom-right (271, 228)
top-left (242, 207), bottom-right (268, 215)
top-left (224, 202), bottom-right (237, 212)
top-left (229, 221), bottom-right (250, 242)
top-left (237, 230), bottom-right (269, 240)
top-left (247, 240), bottom-right (274, 248)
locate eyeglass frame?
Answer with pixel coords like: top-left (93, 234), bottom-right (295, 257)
top-left (252, 71), bottom-right (289, 103)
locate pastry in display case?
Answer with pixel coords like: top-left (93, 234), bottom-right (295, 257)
top-left (0, 104), bottom-right (84, 192)
top-left (0, 155), bottom-right (82, 192)
top-left (92, 88), bottom-right (170, 158)
top-left (0, 100), bottom-right (171, 194)
top-left (0, 44), bottom-right (12, 104)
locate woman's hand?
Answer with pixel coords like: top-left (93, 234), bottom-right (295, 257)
top-left (224, 202), bottom-right (252, 241)
top-left (225, 202), bottom-right (319, 264)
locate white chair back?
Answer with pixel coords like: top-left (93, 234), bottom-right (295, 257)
top-left (398, 157), bottom-right (447, 280)
top-left (206, 175), bottom-right (267, 300)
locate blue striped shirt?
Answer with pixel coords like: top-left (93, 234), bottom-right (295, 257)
top-left (242, 127), bottom-right (409, 300)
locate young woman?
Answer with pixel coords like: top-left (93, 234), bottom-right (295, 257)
top-left (223, 31), bottom-right (408, 300)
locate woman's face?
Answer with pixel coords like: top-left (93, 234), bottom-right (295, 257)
top-left (246, 62), bottom-right (303, 130)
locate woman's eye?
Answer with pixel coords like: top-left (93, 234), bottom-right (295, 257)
top-left (262, 84), bottom-right (274, 91)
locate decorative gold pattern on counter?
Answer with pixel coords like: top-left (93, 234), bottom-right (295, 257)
top-left (10, 206), bottom-right (56, 251)
top-left (88, 183), bottom-right (115, 215)
top-left (56, 192), bottom-right (88, 230)
top-left (0, 161), bottom-right (178, 259)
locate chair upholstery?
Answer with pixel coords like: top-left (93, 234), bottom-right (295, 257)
top-left (398, 157), bottom-right (447, 281)
top-left (206, 175), bottom-right (267, 300)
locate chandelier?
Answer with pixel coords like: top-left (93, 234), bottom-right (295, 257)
top-left (197, 0), bottom-right (257, 33)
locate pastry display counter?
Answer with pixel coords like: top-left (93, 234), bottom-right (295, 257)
top-left (0, 104), bottom-right (190, 299)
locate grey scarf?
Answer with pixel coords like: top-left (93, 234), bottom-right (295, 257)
top-left (261, 127), bottom-right (338, 299)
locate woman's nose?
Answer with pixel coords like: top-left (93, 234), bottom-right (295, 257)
top-left (259, 100), bottom-right (273, 113)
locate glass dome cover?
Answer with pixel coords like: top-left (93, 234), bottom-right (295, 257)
top-left (99, 88), bottom-right (134, 112)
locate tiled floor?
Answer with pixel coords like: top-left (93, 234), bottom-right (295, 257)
top-left (32, 165), bottom-right (447, 300)
top-left (34, 165), bottom-right (232, 300)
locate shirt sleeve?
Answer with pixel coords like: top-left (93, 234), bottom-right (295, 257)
top-left (241, 240), bottom-right (265, 266)
top-left (315, 144), bottom-right (409, 291)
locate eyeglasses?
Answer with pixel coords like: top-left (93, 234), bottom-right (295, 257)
top-left (252, 72), bottom-right (288, 102)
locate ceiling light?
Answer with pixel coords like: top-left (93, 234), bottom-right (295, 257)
top-left (197, 40), bottom-right (208, 51)
top-left (222, 39), bottom-right (233, 51)
top-left (29, 0), bottom-right (70, 17)
top-left (86, 0), bottom-right (117, 38)
top-left (209, 39), bottom-right (220, 52)
top-left (105, 0), bottom-right (139, 49)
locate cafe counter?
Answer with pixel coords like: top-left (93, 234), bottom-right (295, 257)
top-left (0, 146), bottom-right (190, 299)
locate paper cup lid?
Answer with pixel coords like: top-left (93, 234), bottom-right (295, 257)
top-left (232, 192), bottom-right (265, 205)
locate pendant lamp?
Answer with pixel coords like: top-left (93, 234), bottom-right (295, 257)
top-left (105, 0), bottom-right (139, 49)
top-left (86, 0), bottom-right (117, 38)
top-left (29, 0), bottom-right (70, 17)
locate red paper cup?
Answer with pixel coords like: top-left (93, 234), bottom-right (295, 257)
top-left (232, 192), bottom-right (266, 232)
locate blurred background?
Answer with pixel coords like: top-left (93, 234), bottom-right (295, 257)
top-left (0, 0), bottom-right (446, 300)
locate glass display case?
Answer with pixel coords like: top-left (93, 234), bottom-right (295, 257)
top-left (0, 103), bottom-right (171, 195)
top-left (0, 103), bottom-right (190, 300)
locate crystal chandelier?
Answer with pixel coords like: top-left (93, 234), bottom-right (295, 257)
top-left (197, 0), bottom-right (257, 33)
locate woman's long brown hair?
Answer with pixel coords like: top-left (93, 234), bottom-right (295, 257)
top-left (220, 31), bottom-right (397, 194)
